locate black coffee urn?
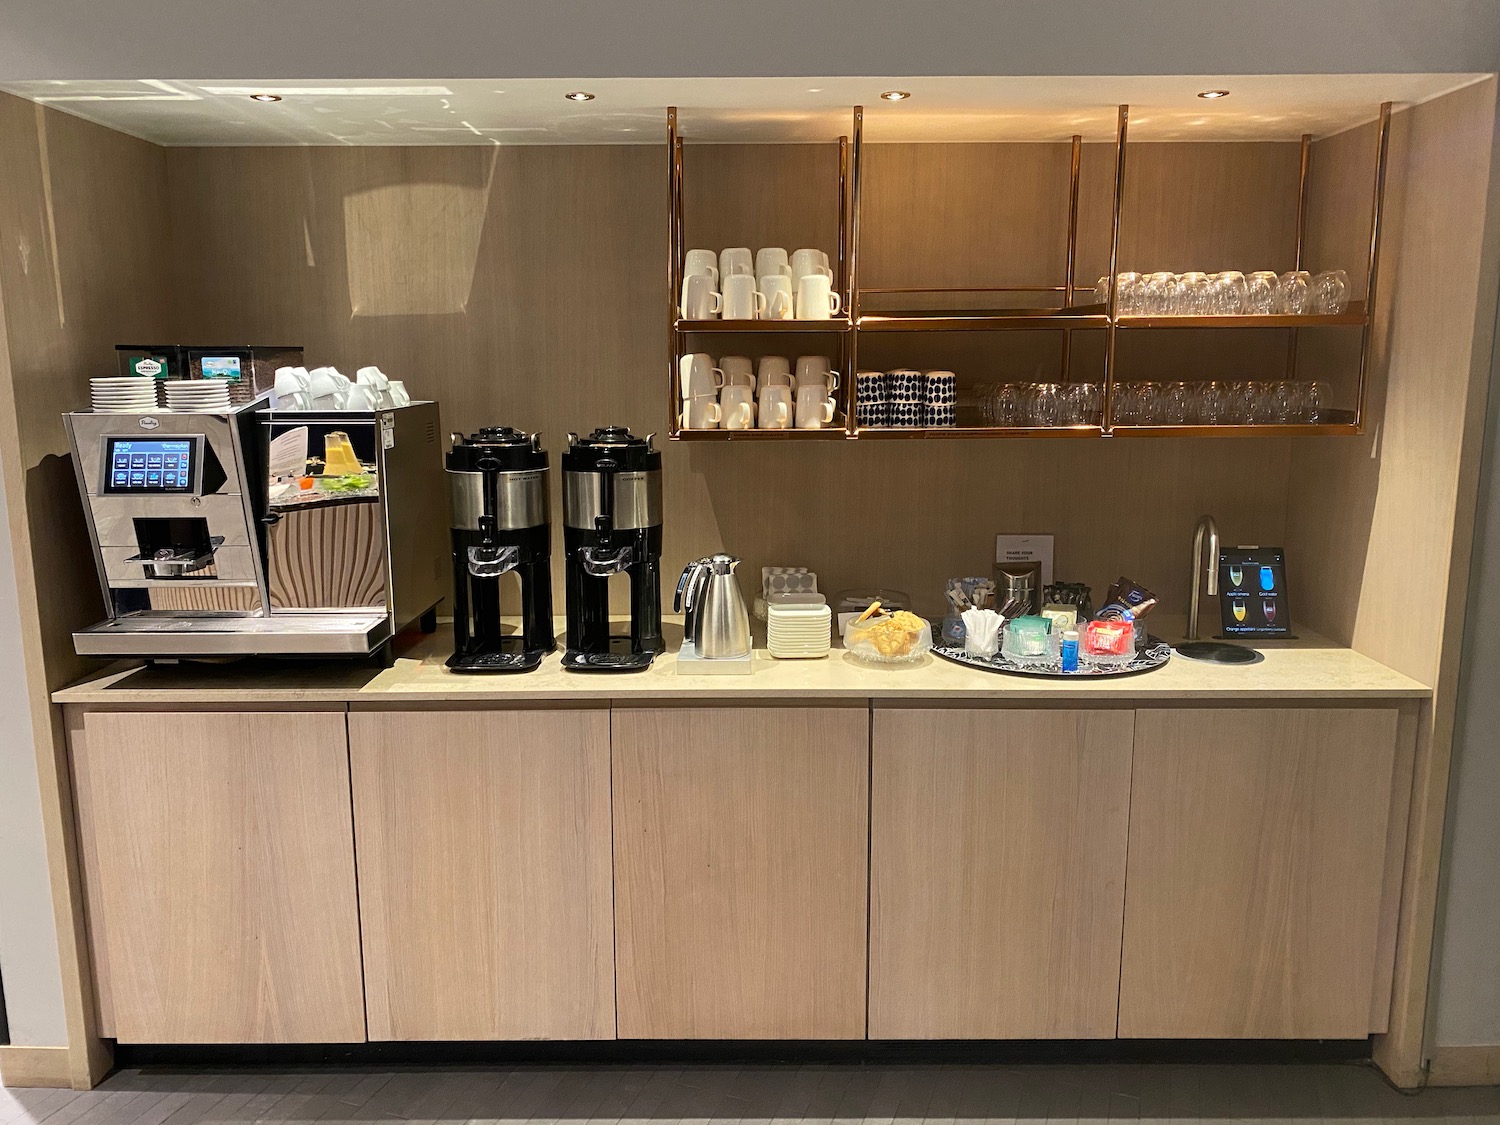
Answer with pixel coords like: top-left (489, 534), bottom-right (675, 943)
top-left (445, 427), bottom-right (555, 673)
top-left (561, 427), bottom-right (665, 671)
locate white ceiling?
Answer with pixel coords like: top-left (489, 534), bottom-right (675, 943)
top-left (0, 74), bottom-right (1485, 146)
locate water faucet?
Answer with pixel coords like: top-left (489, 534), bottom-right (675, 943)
top-left (1187, 514), bottom-right (1219, 641)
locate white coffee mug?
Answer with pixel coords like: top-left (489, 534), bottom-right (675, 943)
top-left (760, 274), bottom-right (795, 320)
top-left (757, 355), bottom-right (793, 389)
top-left (791, 248), bottom-right (830, 281)
top-left (756, 247), bottom-right (790, 280)
top-left (722, 273), bottom-right (766, 321)
top-left (795, 385), bottom-right (836, 429)
top-left (719, 247), bottom-right (754, 280)
top-left (720, 385), bottom-right (755, 430)
top-left (758, 386), bottom-right (793, 429)
top-left (680, 273), bottom-right (722, 320)
top-left (308, 366), bottom-right (350, 400)
top-left (682, 395), bottom-right (722, 430)
top-left (679, 353), bottom-right (725, 401)
top-left (720, 355), bottom-right (755, 387)
top-left (796, 273), bottom-right (842, 320)
top-left (342, 384), bottom-right (377, 411)
top-left (794, 355), bottom-right (840, 392)
top-left (684, 248), bottom-right (719, 284)
top-left (388, 380), bottom-right (411, 407)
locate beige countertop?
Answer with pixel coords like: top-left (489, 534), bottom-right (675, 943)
top-left (53, 617), bottom-right (1430, 705)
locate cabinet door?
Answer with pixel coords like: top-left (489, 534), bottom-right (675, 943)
top-left (71, 710), bottom-right (364, 1043)
top-left (1119, 707), bottom-right (1400, 1039)
top-left (612, 707), bottom-right (869, 1039)
top-left (350, 708), bottom-right (615, 1040)
top-left (870, 709), bottom-right (1133, 1038)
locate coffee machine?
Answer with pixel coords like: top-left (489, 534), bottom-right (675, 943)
top-left (445, 427), bottom-right (555, 673)
top-left (65, 399), bottom-right (447, 659)
top-left (561, 427), bottom-right (664, 671)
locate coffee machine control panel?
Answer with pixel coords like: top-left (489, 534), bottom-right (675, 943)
top-left (102, 437), bottom-right (203, 494)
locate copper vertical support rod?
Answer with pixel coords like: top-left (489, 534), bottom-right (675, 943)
top-left (1061, 134), bottom-right (1083, 382)
top-left (667, 108), bottom-right (682, 438)
top-left (847, 106), bottom-right (864, 436)
top-left (1102, 106), bottom-right (1129, 434)
top-left (1285, 132), bottom-right (1313, 380)
top-left (1356, 102), bottom-right (1392, 431)
top-left (837, 134), bottom-right (852, 435)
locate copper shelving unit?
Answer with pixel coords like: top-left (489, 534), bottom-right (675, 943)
top-left (665, 100), bottom-right (1392, 442)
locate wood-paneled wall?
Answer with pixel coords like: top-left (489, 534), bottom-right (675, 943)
top-left (165, 139), bottom-right (1310, 615)
top-left (1284, 77), bottom-right (1500, 1084)
top-left (0, 91), bottom-right (174, 1086)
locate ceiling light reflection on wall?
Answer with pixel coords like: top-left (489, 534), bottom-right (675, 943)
top-left (565, 91), bottom-right (596, 102)
top-left (880, 90), bottom-right (912, 102)
top-left (1197, 89), bottom-right (1230, 99)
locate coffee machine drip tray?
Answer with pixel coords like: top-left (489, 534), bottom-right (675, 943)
top-left (446, 645), bottom-right (547, 674)
top-left (562, 637), bottom-right (657, 673)
top-left (73, 610), bottom-right (391, 657)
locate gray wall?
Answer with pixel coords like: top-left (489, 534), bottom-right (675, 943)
top-left (1432, 252), bottom-right (1500, 1049)
top-left (0, 451), bottom-right (67, 1047)
top-left (0, 0), bottom-right (1498, 81)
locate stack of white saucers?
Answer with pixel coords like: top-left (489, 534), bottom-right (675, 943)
top-left (165, 380), bottom-right (232, 412)
top-left (767, 600), bottom-right (833, 660)
top-left (90, 377), bottom-right (159, 412)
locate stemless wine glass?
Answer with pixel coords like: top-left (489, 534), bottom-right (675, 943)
top-left (1246, 271), bottom-right (1279, 314)
top-left (1029, 383), bottom-right (1061, 427)
top-left (1277, 270), bottom-right (1312, 315)
top-left (1311, 269), bottom-right (1351, 314)
top-left (1210, 271), bottom-right (1248, 315)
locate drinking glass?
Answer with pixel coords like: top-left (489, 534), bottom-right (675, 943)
top-left (1028, 383), bottom-right (1061, 427)
top-left (1224, 381), bottom-right (1253, 423)
top-left (1248, 381), bottom-right (1276, 424)
top-left (1245, 271), bottom-right (1279, 314)
top-left (1116, 272), bottom-right (1143, 314)
top-left (1262, 599), bottom-right (1278, 625)
top-left (1210, 271), bottom-right (1248, 314)
top-left (1277, 270), bottom-right (1312, 315)
top-left (1311, 269), bottom-right (1351, 314)
top-left (1229, 565), bottom-right (1245, 589)
top-left (1232, 602), bottom-right (1248, 622)
top-left (1161, 382), bottom-right (1191, 424)
top-left (1304, 380), bottom-right (1329, 423)
top-left (1143, 272), bottom-right (1177, 315)
top-left (1194, 381), bottom-right (1230, 424)
top-left (1270, 380), bottom-right (1298, 423)
top-left (1176, 272), bottom-right (1212, 315)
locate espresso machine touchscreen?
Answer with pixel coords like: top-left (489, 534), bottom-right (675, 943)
top-left (103, 438), bottom-right (200, 493)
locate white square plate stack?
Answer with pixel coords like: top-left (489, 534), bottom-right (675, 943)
top-left (90, 377), bottom-right (159, 412)
top-left (767, 599), bottom-right (832, 660)
top-left (165, 380), bottom-right (232, 412)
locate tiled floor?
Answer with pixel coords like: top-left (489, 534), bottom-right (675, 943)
top-left (2, 1064), bottom-right (1498, 1125)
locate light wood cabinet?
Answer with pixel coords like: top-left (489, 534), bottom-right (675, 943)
top-left (869, 709), bottom-right (1133, 1038)
top-left (611, 706), bottom-right (869, 1039)
top-left (1118, 707), bottom-right (1402, 1039)
top-left (70, 709), bottom-right (365, 1043)
top-left (349, 707), bottom-right (615, 1040)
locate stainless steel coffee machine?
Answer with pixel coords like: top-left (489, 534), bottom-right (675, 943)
top-left (65, 399), bottom-right (447, 658)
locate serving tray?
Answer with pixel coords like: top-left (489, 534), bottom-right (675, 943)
top-left (933, 636), bottom-right (1172, 679)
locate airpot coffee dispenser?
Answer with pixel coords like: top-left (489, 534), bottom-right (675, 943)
top-left (561, 427), bottom-right (664, 671)
top-left (445, 427), bottom-right (555, 673)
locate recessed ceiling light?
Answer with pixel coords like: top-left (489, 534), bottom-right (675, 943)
top-left (565, 91), bottom-right (595, 102)
top-left (807, 87), bottom-right (823, 93)
top-left (880, 90), bottom-right (912, 102)
top-left (249, 93), bottom-right (282, 103)
top-left (1197, 89), bottom-right (1230, 99)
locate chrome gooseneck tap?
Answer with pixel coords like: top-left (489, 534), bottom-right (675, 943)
top-left (1187, 514), bottom-right (1219, 641)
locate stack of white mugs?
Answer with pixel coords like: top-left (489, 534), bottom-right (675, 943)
top-left (680, 353), bottom-right (840, 430)
top-left (680, 247), bottom-right (842, 321)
